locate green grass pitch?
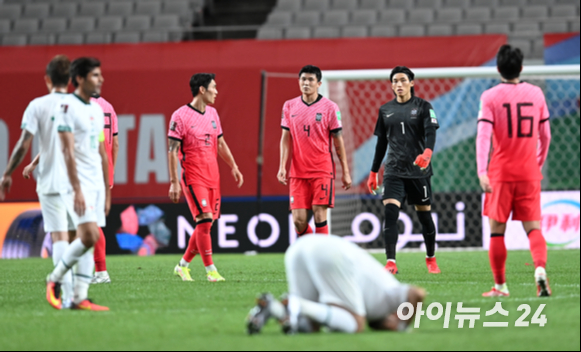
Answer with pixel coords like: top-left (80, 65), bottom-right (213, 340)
top-left (0, 250), bottom-right (579, 351)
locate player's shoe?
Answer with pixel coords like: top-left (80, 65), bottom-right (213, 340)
top-left (385, 261), bottom-right (399, 274)
top-left (535, 267), bottom-right (552, 297)
top-left (246, 293), bottom-right (277, 335)
top-left (426, 257), bottom-right (441, 274)
top-left (46, 275), bottom-right (62, 310)
top-left (482, 288), bottom-right (510, 297)
top-left (72, 299), bottom-right (109, 311)
top-left (174, 265), bottom-right (193, 282)
top-left (207, 271), bottom-right (225, 282)
top-left (91, 273), bottom-right (111, 284)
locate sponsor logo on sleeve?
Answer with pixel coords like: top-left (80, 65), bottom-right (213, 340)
top-left (336, 111), bottom-right (342, 121)
top-left (170, 121), bottom-right (177, 132)
top-left (202, 199), bottom-right (207, 207)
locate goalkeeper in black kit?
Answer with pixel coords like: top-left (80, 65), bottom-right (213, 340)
top-left (367, 66), bottom-right (441, 275)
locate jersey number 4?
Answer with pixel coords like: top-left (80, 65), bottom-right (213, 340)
top-left (503, 103), bottom-right (534, 138)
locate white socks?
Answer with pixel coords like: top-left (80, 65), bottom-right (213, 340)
top-left (50, 238), bottom-right (88, 283)
top-left (495, 283), bottom-right (509, 293)
top-left (52, 241), bottom-right (73, 305)
top-left (73, 248), bottom-right (94, 304)
top-left (179, 258), bottom-right (190, 268)
top-left (291, 296), bottom-right (358, 333)
top-left (205, 265), bottom-right (217, 273)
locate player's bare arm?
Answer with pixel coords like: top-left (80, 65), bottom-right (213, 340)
top-left (278, 129), bottom-right (291, 186)
top-left (331, 130), bottom-right (352, 190)
top-left (0, 130), bottom-right (34, 200)
top-left (23, 153), bottom-right (40, 179)
top-left (168, 137), bottom-right (182, 204)
top-left (217, 136), bottom-right (243, 188)
top-left (99, 140), bottom-right (111, 216)
top-left (59, 131), bottom-right (85, 216)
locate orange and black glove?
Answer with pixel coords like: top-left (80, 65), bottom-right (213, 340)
top-left (413, 148), bottom-right (433, 170)
top-left (367, 171), bottom-right (380, 195)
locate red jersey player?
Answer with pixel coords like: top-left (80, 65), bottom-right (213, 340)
top-left (278, 65), bottom-right (351, 236)
top-left (168, 73), bottom-right (243, 282)
top-left (477, 45), bottom-right (552, 297)
top-left (91, 95), bottom-right (118, 284)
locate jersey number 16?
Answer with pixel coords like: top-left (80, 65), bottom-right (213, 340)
top-left (503, 102), bottom-right (534, 138)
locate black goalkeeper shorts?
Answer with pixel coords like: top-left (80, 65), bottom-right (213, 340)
top-left (382, 175), bottom-right (432, 206)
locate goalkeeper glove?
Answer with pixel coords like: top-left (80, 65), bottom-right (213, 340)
top-left (413, 148), bottom-right (433, 170)
top-left (367, 171), bottom-right (380, 195)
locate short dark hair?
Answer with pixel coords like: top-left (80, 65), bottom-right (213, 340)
top-left (390, 66), bottom-right (416, 96)
top-left (70, 57), bottom-right (101, 88)
top-left (497, 44), bottom-right (523, 80)
top-left (190, 73), bottom-right (216, 97)
top-left (46, 55), bottom-right (70, 88)
top-left (299, 65), bottom-right (322, 82)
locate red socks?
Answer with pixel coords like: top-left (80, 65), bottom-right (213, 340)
top-left (528, 229), bottom-right (547, 268)
top-left (94, 227), bottom-right (107, 272)
top-left (315, 221), bottom-right (329, 235)
top-left (183, 228), bottom-right (199, 263)
top-left (297, 224), bottom-right (314, 237)
top-left (195, 219), bottom-right (214, 267)
top-left (489, 234), bottom-right (507, 285)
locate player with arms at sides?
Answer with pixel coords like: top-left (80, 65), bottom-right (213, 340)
top-left (169, 73), bottom-right (243, 282)
top-left (367, 66), bottom-right (441, 275)
top-left (21, 94), bottom-right (118, 285)
top-left (90, 94), bottom-right (118, 284)
top-left (477, 45), bottom-right (552, 297)
top-left (0, 55), bottom-right (76, 308)
top-left (246, 235), bottom-right (427, 335)
top-left (46, 57), bottom-right (111, 311)
top-left (277, 65), bottom-right (352, 237)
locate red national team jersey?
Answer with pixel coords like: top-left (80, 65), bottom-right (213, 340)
top-left (281, 95), bottom-right (342, 179)
top-left (478, 82), bottom-right (550, 182)
top-left (91, 96), bottom-right (118, 187)
top-left (168, 104), bottom-right (223, 189)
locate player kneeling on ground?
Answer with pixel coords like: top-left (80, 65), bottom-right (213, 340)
top-left (246, 235), bottom-right (426, 334)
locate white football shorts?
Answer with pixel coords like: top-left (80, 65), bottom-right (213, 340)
top-left (38, 193), bottom-right (76, 233)
top-left (63, 189), bottom-right (106, 228)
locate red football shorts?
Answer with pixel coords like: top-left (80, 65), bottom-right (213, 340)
top-left (181, 181), bottom-right (221, 220)
top-left (483, 180), bottom-right (541, 223)
top-left (289, 177), bottom-right (335, 210)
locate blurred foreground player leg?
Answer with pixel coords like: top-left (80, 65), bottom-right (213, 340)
top-left (477, 45), bottom-right (552, 297)
top-left (1, 55), bottom-right (76, 307)
top-left (46, 57), bottom-right (111, 311)
top-left (91, 95), bottom-right (119, 284)
top-left (167, 73), bottom-right (243, 282)
top-left (277, 65), bottom-right (351, 237)
top-left (368, 66), bottom-right (440, 274)
top-left (247, 235), bottom-right (426, 335)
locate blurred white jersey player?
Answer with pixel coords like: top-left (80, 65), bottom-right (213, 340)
top-left (247, 235), bottom-right (426, 334)
top-left (0, 55), bottom-right (76, 307)
top-left (46, 57), bottom-right (111, 312)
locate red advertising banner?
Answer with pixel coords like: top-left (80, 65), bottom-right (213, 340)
top-left (0, 35), bottom-right (504, 202)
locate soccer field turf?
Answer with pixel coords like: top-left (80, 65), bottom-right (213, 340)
top-left (0, 250), bottom-right (579, 351)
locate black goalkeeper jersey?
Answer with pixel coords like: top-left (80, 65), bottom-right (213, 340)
top-left (374, 96), bottom-right (439, 179)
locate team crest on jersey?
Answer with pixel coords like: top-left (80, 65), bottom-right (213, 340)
top-left (316, 113), bottom-right (322, 122)
top-left (211, 121), bottom-right (217, 129)
top-left (170, 121), bottom-right (177, 131)
top-left (411, 109), bottom-right (418, 119)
